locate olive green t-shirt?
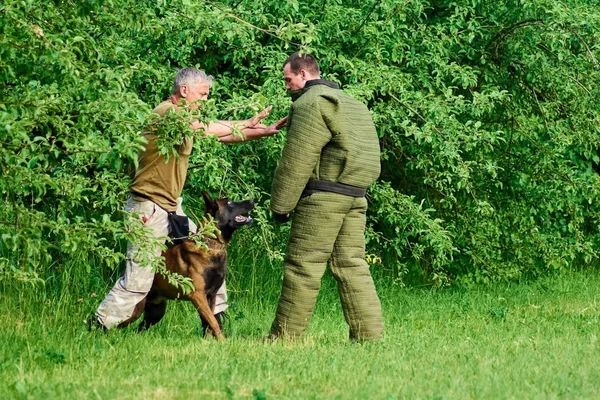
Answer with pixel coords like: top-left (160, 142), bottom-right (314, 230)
top-left (129, 100), bottom-right (193, 212)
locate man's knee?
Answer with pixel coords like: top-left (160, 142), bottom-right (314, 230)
top-left (282, 265), bottom-right (322, 293)
top-left (121, 265), bottom-right (155, 293)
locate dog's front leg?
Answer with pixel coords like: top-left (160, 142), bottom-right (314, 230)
top-left (189, 291), bottom-right (224, 340)
top-left (201, 293), bottom-right (220, 336)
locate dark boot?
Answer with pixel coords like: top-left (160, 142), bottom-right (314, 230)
top-left (86, 313), bottom-right (107, 332)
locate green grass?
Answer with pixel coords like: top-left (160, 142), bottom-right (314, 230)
top-left (2, 264), bottom-right (600, 399)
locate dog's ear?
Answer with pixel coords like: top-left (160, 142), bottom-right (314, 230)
top-left (202, 190), bottom-right (218, 216)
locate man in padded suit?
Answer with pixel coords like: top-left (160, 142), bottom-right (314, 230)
top-left (269, 53), bottom-right (384, 341)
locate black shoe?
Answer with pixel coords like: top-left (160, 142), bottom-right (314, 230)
top-left (86, 314), bottom-right (107, 332)
top-left (201, 311), bottom-right (227, 336)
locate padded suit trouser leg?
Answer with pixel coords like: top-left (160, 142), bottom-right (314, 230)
top-left (330, 196), bottom-right (383, 341)
top-left (270, 192), bottom-right (383, 340)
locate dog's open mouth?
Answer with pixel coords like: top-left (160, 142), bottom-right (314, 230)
top-left (234, 215), bottom-right (252, 224)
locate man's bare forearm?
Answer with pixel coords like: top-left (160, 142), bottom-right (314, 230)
top-left (217, 126), bottom-right (277, 143)
top-left (187, 108), bottom-right (284, 142)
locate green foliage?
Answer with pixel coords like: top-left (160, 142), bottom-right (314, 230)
top-left (2, 269), bottom-right (600, 398)
top-left (1, 0), bottom-right (600, 286)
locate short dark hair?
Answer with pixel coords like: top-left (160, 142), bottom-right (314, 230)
top-left (283, 52), bottom-right (320, 75)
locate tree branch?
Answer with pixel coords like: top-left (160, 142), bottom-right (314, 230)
top-left (200, 0), bottom-right (303, 48)
top-left (352, 0), bottom-right (381, 37)
top-left (570, 30), bottom-right (599, 68)
top-left (487, 19), bottom-right (543, 58)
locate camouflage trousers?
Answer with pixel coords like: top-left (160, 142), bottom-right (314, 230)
top-left (270, 192), bottom-right (383, 341)
top-left (95, 196), bottom-right (228, 329)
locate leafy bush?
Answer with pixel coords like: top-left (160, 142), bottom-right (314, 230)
top-left (1, 0), bottom-right (599, 286)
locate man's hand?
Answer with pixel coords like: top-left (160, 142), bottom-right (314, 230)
top-left (273, 212), bottom-right (290, 223)
top-left (261, 116), bottom-right (287, 136)
top-left (272, 116), bottom-right (287, 130)
top-left (247, 105), bottom-right (273, 128)
top-left (239, 116), bottom-right (287, 140)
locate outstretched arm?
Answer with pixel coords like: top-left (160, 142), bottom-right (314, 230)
top-left (218, 116), bottom-right (287, 143)
top-left (190, 106), bottom-right (278, 140)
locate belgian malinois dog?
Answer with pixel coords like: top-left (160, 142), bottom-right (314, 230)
top-left (118, 191), bottom-right (254, 340)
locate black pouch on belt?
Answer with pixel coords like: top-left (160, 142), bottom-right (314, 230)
top-left (167, 212), bottom-right (190, 245)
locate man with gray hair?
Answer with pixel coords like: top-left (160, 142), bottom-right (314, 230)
top-left (92, 67), bottom-right (286, 331)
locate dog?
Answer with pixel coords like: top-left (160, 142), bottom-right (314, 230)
top-left (117, 191), bottom-right (254, 340)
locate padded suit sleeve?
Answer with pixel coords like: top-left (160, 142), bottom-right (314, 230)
top-left (271, 99), bottom-right (332, 214)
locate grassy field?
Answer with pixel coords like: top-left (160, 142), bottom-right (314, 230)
top-left (2, 262), bottom-right (600, 399)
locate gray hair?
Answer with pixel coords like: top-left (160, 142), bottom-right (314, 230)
top-left (171, 68), bottom-right (214, 94)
